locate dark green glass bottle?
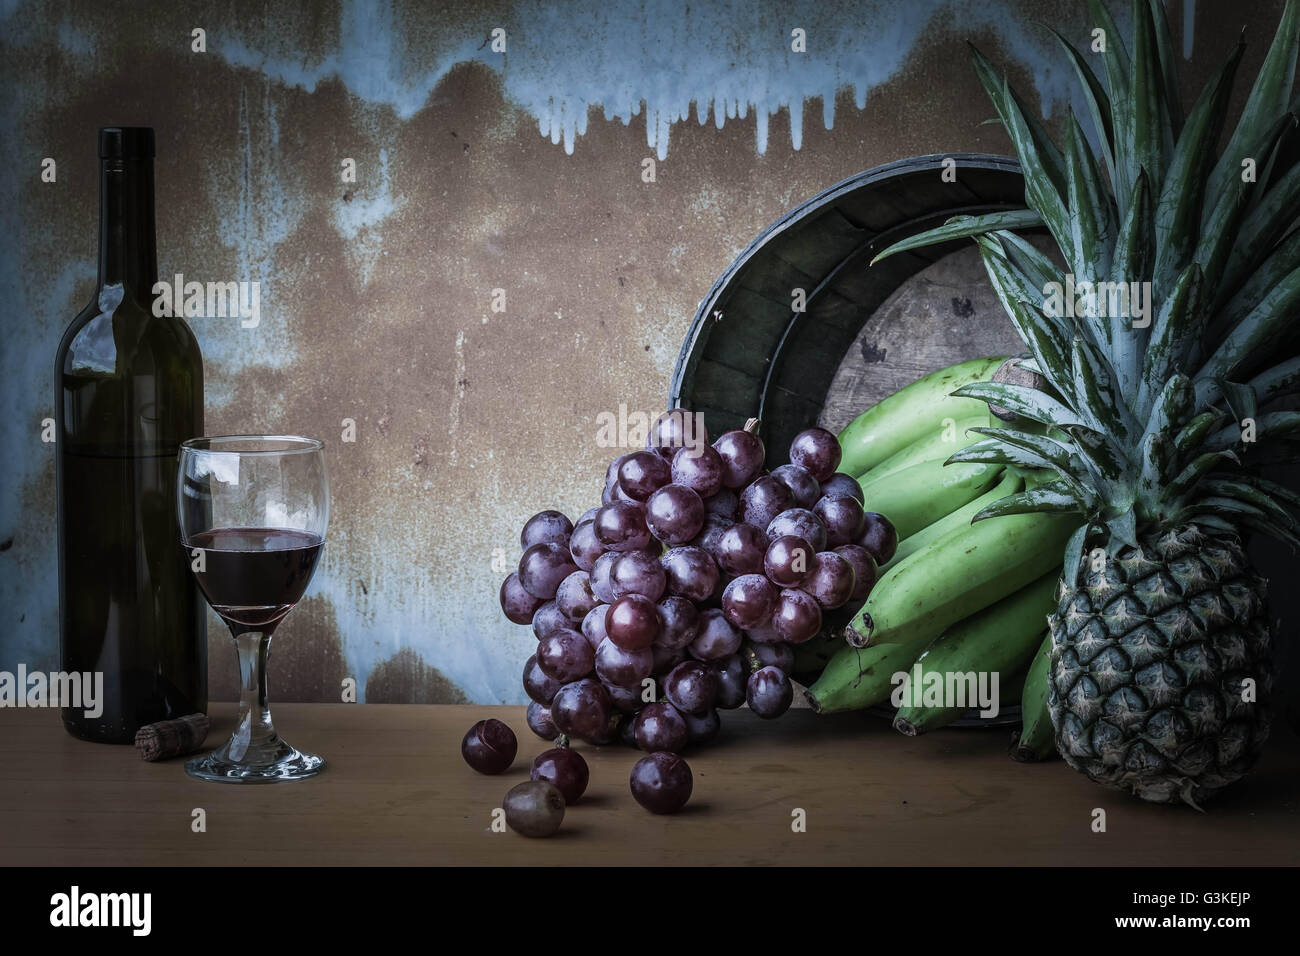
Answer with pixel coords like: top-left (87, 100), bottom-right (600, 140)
top-left (55, 127), bottom-right (206, 742)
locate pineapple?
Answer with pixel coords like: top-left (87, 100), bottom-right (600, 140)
top-left (875, 0), bottom-right (1300, 804)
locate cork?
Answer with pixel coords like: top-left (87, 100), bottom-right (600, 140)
top-left (134, 713), bottom-right (209, 761)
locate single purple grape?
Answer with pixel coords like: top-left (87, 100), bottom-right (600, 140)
top-left (521, 510), bottom-right (573, 550)
top-left (738, 475), bottom-right (793, 530)
top-left (523, 653), bottom-right (563, 705)
top-left (656, 595), bottom-right (700, 649)
top-left (537, 628), bottom-right (596, 682)
top-left (618, 712), bottom-right (639, 747)
top-left (772, 587), bottom-right (823, 643)
top-left (576, 506), bottom-right (601, 526)
top-left (581, 603), bottom-right (610, 649)
top-left (713, 427), bottom-right (766, 488)
top-left (660, 546), bottom-right (720, 602)
top-left (531, 601), bottom-right (570, 640)
top-left (555, 570), bottom-right (599, 622)
top-left (531, 740), bottom-right (589, 804)
top-left (746, 665), bottom-right (793, 718)
top-left (593, 502), bottom-right (653, 552)
top-left (814, 494), bottom-right (867, 548)
top-left (821, 472), bottom-right (864, 503)
top-left (605, 594), bottom-right (662, 650)
top-left (789, 427), bottom-right (842, 482)
top-left (664, 660), bottom-right (719, 714)
top-left (855, 512), bottom-right (899, 565)
top-left (500, 572), bottom-right (545, 625)
top-left (688, 608), bottom-right (743, 661)
top-left (590, 550), bottom-right (620, 603)
top-left (766, 508), bottom-right (828, 552)
top-left (763, 534), bottom-right (815, 587)
top-left (645, 483), bottom-right (706, 545)
top-left (716, 522), bottom-right (768, 576)
top-left (504, 780), bottom-right (566, 837)
top-left (702, 487), bottom-right (739, 519)
top-left (526, 701), bottom-right (558, 739)
top-left (721, 574), bottom-right (778, 630)
top-left (769, 463), bottom-right (822, 509)
top-left (630, 752), bottom-right (693, 814)
top-left (671, 444), bottom-right (724, 498)
top-left (618, 450), bottom-right (672, 501)
top-left (595, 636), bottom-right (654, 687)
top-left (518, 542), bottom-right (579, 600)
top-left (683, 708), bottom-right (721, 745)
top-left (550, 678), bottom-right (619, 744)
top-left (834, 544), bottom-right (879, 601)
top-left (712, 654), bottom-right (747, 709)
top-left (609, 549), bottom-right (667, 602)
top-left (801, 551), bottom-right (856, 610)
top-left (745, 639), bottom-right (795, 675)
top-left (568, 520), bottom-right (604, 572)
top-left (461, 718), bottom-right (517, 774)
top-left (634, 702), bottom-right (689, 753)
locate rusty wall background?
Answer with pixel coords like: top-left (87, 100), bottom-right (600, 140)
top-left (0, 0), bottom-right (1284, 703)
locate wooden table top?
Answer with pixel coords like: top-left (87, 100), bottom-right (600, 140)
top-left (2, 703), bottom-right (1297, 866)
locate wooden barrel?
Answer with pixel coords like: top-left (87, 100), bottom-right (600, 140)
top-left (670, 153), bottom-right (1029, 464)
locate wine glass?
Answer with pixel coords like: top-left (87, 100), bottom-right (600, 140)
top-left (177, 435), bottom-right (328, 783)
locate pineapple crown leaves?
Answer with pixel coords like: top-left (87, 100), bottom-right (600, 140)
top-left (882, 0), bottom-right (1300, 550)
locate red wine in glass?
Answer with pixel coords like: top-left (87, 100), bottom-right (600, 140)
top-left (188, 528), bottom-right (323, 633)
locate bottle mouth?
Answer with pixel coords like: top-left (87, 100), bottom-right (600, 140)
top-left (180, 435), bottom-right (325, 456)
top-left (99, 127), bottom-right (155, 160)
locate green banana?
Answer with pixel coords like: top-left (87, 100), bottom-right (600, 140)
top-left (856, 413), bottom-right (994, 486)
top-left (883, 467), bottom-right (1026, 571)
top-left (837, 356), bottom-right (1007, 476)
top-left (804, 640), bottom-right (923, 714)
top-left (846, 510), bottom-right (1079, 650)
top-left (859, 458), bottom-right (1004, 540)
top-left (1011, 632), bottom-right (1056, 762)
top-left (891, 574), bottom-right (1059, 736)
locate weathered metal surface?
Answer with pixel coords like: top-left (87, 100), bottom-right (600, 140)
top-left (0, 0), bottom-right (1283, 703)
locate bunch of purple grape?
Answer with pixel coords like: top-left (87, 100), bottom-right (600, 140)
top-left (499, 410), bottom-right (897, 751)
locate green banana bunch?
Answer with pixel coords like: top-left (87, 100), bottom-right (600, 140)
top-left (892, 574), bottom-right (1058, 736)
top-left (856, 413), bottom-right (993, 486)
top-left (883, 467), bottom-right (1027, 571)
top-left (845, 509), bottom-right (1078, 649)
top-left (804, 640), bottom-right (923, 714)
top-left (837, 356), bottom-right (1006, 476)
top-left (859, 458), bottom-right (1004, 540)
top-left (1011, 633), bottom-right (1055, 762)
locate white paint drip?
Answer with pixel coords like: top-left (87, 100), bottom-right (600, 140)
top-left (332, 147), bottom-right (405, 287)
top-left (208, 0), bottom-right (1108, 161)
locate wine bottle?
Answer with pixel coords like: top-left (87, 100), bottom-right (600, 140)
top-left (55, 127), bottom-right (206, 742)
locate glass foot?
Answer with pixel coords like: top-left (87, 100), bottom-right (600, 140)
top-left (185, 734), bottom-right (325, 784)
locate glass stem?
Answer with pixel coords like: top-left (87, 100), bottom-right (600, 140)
top-left (229, 630), bottom-right (277, 762)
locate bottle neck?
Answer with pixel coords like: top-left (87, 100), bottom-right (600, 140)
top-left (97, 158), bottom-right (157, 296)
